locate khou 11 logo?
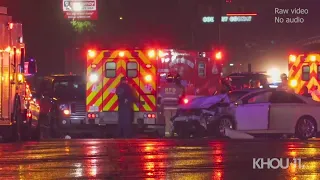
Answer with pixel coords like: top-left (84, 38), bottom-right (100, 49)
top-left (253, 158), bottom-right (303, 169)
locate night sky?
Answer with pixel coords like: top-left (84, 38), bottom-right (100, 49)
top-left (2, 0), bottom-right (320, 74)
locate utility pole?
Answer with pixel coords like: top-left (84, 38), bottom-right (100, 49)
top-left (217, 0), bottom-right (223, 45)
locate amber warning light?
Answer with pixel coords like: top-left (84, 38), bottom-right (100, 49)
top-left (289, 54), bottom-right (296, 62)
top-left (88, 50), bottom-right (97, 58)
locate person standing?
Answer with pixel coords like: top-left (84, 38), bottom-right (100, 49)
top-left (116, 77), bottom-right (136, 138)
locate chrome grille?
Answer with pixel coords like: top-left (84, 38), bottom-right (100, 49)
top-left (70, 101), bottom-right (86, 119)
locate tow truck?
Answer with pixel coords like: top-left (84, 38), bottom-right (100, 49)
top-left (0, 7), bottom-right (37, 141)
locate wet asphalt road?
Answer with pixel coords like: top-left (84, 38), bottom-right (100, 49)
top-left (0, 139), bottom-right (319, 180)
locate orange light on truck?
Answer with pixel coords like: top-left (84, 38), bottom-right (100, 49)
top-left (5, 46), bottom-right (11, 52)
top-left (119, 51), bottom-right (125, 57)
top-left (144, 74), bottom-right (152, 82)
top-left (148, 49), bottom-right (156, 58)
top-left (215, 51), bottom-right (222, 60)
top-left (290, 79), bottom-right (297, 87)
top-left (289, 55), bottom-right (296, 62)
top-left (88, 50), bottom-right (97, 58)
top-left (310, 55), bottom-right (316, 62)
top-left (8, 23), bottom-right (13, 30)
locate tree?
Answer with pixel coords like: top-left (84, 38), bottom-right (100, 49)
top-left (70, 20), bottom-right (95, 34)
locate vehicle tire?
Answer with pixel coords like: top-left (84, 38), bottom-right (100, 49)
top-left (191, 121), bottom-right (206, 138)
top-left (176, 126), bottom-right (190, 138)
top-left (295, 116), bottom-right (317, 140)
top-left (215, 117), bottom-right (234, 137)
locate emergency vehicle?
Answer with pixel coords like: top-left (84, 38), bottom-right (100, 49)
top-left (86, 49), bottom-right (165, 136)
top-left (159, 49), bottom-right (223, 98)
top-left (0, 8), bottom-right (36, 141)
top-left (288, 51), bottom-right (320, 101)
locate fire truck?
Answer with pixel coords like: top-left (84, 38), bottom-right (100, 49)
top-left (288, 52), bottom-right (320, 101)
top-left (158, 49), bottom-right (223, 97)
top-left (0, 8), bottom-right (37, 141)
top-left (85, 48), bottom-right (223, 137)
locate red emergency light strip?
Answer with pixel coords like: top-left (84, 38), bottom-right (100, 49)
top-left (226, 13), bottom-right (257, 16)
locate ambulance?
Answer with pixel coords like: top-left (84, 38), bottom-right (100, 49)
top-left (288, 51), bottom-right (320, 101)
top-left (85, 49), bottom-right (165, 137)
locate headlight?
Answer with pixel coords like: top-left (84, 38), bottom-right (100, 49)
top-left (89, 73), bottom-right (99, 83)
top-left (59, 104), bottom-right (68, 110)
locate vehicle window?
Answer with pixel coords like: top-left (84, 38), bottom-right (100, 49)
top-left (302, 65), bottom-right (310, 81)
top-left (269, 91), bottom-right (305, 103)
top-left (247, 92), bottom-right (272, 104)
top-left (105, 62), bottom-right (116, 78)
top-left (39, 79), bottom-right (52, 93)
top-left (317, 65), bottom-right (320, 80)
top-left (198, 62), bottom-right (206, 77)
top-left (227, 91), bottom-right (250, 102)
top-left (53, 80), bottom-right (85, 98)
top-left (127, 62), bottom-right (138, 78)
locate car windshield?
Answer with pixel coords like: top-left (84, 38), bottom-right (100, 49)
top-left (228, 91), bottom-right (250, 102)
top-left (53, 79), bottom-right (85, 99)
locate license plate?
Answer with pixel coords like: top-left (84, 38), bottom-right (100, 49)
top-left (144, 119), bottom-right (155, 124)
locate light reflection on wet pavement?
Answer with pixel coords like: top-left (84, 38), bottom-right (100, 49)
top-left (0, 139), bottom-right (319, 179)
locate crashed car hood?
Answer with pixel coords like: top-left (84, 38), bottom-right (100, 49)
top-left (179, 94), bottom-right (230, 109)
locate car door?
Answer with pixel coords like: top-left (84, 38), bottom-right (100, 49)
top-left (268, 91), bottom-right (305, 131)
top-left (235, 91), bottom-right (272, 131)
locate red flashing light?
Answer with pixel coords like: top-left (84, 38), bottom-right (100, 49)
top-left (158, 50), bottom-right (165, 58)
top-left (88, 114), bottom-right (92, 118)
top-left (151, 114), bottom-right (156, 118)
top-left (147, 114), bottom-right (152, 118)
top-left (183, 98), bottom-right (189, 104)
top-left (119, 51), bottom-right (125, 57)
top-left (27, 112), bottom-right (32, 118)
top-left (8, 23), bottom-right (13, 30)
top-left (215, 51), bottom-right (222, 60)
top-left (88, 49), bottom-right (97, 58)
top-left (148, 49), bottom-right (156, 58)
top-left (289, 54), bottom-right (296, 62)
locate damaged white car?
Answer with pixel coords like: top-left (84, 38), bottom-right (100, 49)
top-left (172, 89), bottom-right (320, 140)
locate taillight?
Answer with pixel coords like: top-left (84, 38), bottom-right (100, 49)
top-left (87, 113), bottom-right (98, 119)
top-left (144, 113), bottom-right (156, 118)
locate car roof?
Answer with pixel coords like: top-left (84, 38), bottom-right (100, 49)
top-left (45, 74), bottom-right (84, 81)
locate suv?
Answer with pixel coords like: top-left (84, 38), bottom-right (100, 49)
top-left (35, 74), bottom-right (99, 138)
